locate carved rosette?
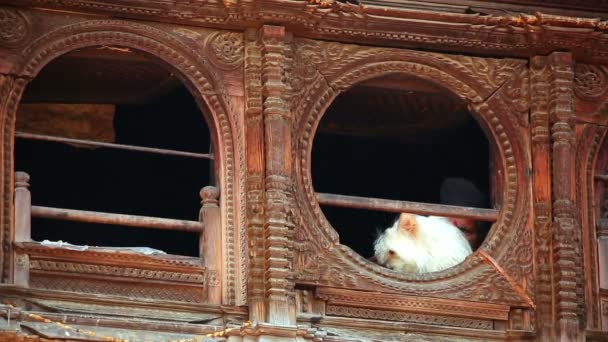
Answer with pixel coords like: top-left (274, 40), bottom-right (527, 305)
top-left (574, 63), bottom-right (608, 102)
top-left (290, 39), bottom-right (531, 309)
top-left (205, 31), bottom-right (244, 70)
top-left (0, 8), bottom-right (29, 47)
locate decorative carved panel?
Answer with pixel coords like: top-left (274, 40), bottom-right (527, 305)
top-left (0, 7), bottom-right (29, 48)
top-left (0, 9), bottom-right (245, 306)
top-left (290, 39), bottom-right (532, 314)
top-left (19, 242), bottom-right (209, 303)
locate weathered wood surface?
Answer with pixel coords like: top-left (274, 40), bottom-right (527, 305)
top-left (0, 1), bottom-right (608, 341)
top-left (317, 192), bottom-right (498, 221)
top-left (31, 206), bottom-right (203, 232)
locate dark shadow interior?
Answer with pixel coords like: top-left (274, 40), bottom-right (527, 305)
top-left (311, 75), bottom-right (491, 258)
top-left (15, 47), bottom-right (212, 256)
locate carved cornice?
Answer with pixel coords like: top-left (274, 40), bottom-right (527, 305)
top-left (6, 2), bottom-right (608, 63)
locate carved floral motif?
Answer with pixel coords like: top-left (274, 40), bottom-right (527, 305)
top-left (0, 8), bottom-right (29, 47)
top-left (205, 31), bottom-right (244, 70)
top-left (574, 64), bottom-right (608, 101)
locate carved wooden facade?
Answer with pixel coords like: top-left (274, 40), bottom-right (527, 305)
top-left (0, 1), bottom-right (607, 341)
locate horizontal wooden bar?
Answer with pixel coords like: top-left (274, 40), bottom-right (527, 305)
top-left (31, 206), bottom-right (203, 233)
top-left (595, 174), bottom-right (608, 182)
top-left (316, 192), bottom-right (498, 221)
top-left (16, 131), bottom-right (213, 160)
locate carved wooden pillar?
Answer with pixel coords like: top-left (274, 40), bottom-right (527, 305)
top-left (548, 51), bottom-right (584, 341)
top-left (260, 25), bottom-right (295, 326)
top-left (200, 185), bottom-right (221, 304)
top-left (245, 27), bottom-right (266, 322)
top-left (531, 55), bottom-right (554, 341)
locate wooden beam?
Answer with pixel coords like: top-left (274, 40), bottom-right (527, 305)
top-left (16, 132), bottom-right (213, 160)
top-left (316, 192), bottom-right (498, 221)
top-left (31, 206), bottom-right (203, 233)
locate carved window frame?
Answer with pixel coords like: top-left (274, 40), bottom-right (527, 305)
top-left (0, 14), bottom-right (246, 307)
top-left (290, 39), bottom-right (533, 326)
top-left (578, 87), bottom-right (608, 331)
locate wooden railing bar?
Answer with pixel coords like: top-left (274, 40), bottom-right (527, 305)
top-left (595, 174), bottom-right (608, 182)
top-left (316, 192), bottom-right (498, 221)
top-left (31, 206), bottom-right (203, 233)
top-left (15, 131), bottom-right (213, 160)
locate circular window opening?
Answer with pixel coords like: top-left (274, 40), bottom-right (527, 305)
top-left (15, 46), bottom-right (214, 256)
top-left (312, 74), bottom-right (494, 273)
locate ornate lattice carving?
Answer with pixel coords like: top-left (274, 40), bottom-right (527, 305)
top-left (0, 7), bottom-right (29, 47)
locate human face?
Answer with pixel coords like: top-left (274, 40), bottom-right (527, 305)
top-left (448, 217), bottom-right (478, 248)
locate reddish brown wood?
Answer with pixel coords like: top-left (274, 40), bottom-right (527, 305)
top-left (2, 2), bottom-right (608, 341)
top-left (16, 131), bottom-right (213, 160)
top-left (31, 206), bottom-right (203, 233)
top-left (260, 24), bottom-right (295, 326)
top-left (548, 51), bottom-right (584, 341)
top-left (530, 55), bottom-right (555, 341)
top-left (316, 192), bottom-right (498, 221)
top-left (13, 171), bottom-right (30, 288)
top-left (244, 27), bottom-right (266, 322)
top-left (199, 186), bottom-right (221, 304)
top-left (14, 172), bottom-right (30, 243)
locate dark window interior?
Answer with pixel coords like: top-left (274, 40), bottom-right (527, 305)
top-left (15, 47), bottom-right (212, 256)
top-left (312, 75), bottom-right (490, 258)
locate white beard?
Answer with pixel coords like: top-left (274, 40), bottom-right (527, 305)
top-left (374, 214), bottom-right (472, 273)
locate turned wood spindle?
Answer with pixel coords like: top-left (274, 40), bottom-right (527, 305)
top-left (14, 172), bottom-right (31, 243)
top-left (14, 171), bottom-right (31, 287)
top-left (199, 185), bottom-right (221, 304)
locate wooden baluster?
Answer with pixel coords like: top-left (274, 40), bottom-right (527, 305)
top-left (14, 171), bottom-right (31, 287)
top-left (199, 186), bottom-right (221, 304)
